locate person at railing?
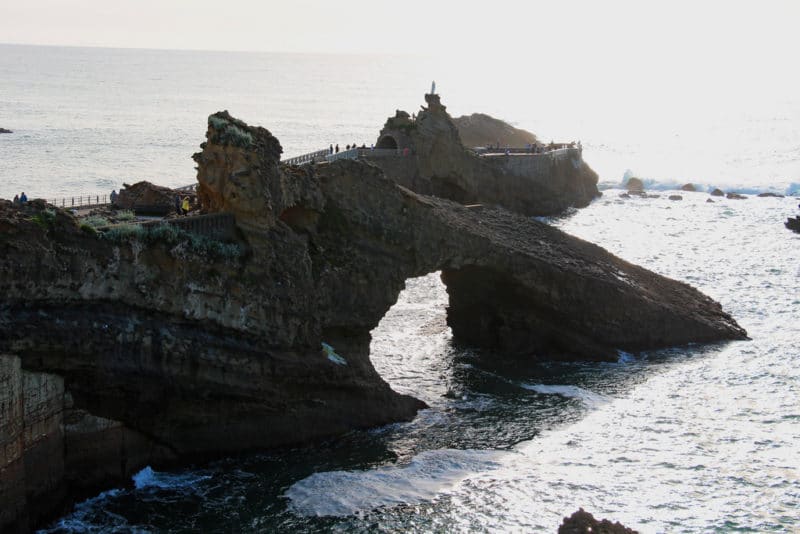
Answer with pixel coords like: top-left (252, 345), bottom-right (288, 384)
top-left (110, 189), bottom-right (118, 205)
top-left (174, 194), bottom-right (181, 215)
top-left (335, 144), bottom-right (339, 153)
top-left (346, 144), bottom-right (350, 150)
top-left (12, 194), bottom-right (19, 206)
top-left (19, 192), bottom-right (27, 204)
top-left (181, 196), bottom-right (190, 216)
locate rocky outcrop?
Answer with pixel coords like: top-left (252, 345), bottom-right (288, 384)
top-left (681, 183), bottom-right (697, 192)
top-left (558, 508), bottom-right (638, 534)
top-left (726, 192), bottom-right (747, 200)
top-left (786, 216), bottom-right (800, 233)
top-left (0, 113), bottom-right (746, 530)
top-left (0, 128), bottom-right (12, 134)
top-left (626, 177), bottom-right (645, 193)
top-left (669, 194), bottom-right (683, 201)
top-left (452, 113), bottom-right (537, 148)
top-left (710, 188), bottom-right (724, 197)
top-left (116, 180), bottom-right (180, 214)
top-left (370, 94), bottom-right (599, 216)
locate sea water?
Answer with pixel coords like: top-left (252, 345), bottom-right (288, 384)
top-left (2, 45), bottom-right (798, 532)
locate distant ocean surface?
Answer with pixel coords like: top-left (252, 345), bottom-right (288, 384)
top-left (2, 45), bottom-right (798, 533)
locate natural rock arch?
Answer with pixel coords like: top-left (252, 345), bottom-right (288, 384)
top-left (0, 111), bottom-right (747, 475)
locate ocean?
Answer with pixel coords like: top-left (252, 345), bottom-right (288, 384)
top-left (1, 44), bottom-right (798, 532)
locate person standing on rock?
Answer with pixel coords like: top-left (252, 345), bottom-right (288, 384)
top-left (181, 196), bottom-right (190, 216)
top-left (335, 144), bottom-right (339, 153)
top-left (19, 192), bottom-right (27, 204)
top-left (110, 189), bottom-right (118, 205)
top-left (329, 144), bottom-right (333, 154)
top-left (12, 194), bottom-right (19, 205)
top-left (174, 194), bottom-right (181, 214)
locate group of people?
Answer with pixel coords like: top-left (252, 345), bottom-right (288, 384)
top-left (11, 192), bottom-right (28, 205)
top-left (328, 143), bottom-right (373, 154)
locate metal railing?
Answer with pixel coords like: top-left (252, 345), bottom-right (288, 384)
top-left (282, 149), bottom-right (330, 166)
top-left (47, 194), bottom-right (111, 209)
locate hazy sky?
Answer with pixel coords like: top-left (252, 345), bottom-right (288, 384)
top-left (2, 0), bottom-right (799, 108)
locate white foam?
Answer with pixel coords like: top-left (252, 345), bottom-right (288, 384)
top-left (518, 383), bottom-right (609, 408)
top-left (132, 465), bottom-right (211, 490)
top-left (284, 448), bottom-right (507, 517)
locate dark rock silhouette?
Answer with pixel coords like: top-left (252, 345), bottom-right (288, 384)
top-left (669, 195), bottom-right (683, 201)
top-left (0, 127), bottom-right (12, 134)
top-left (726, 192), bottom-right (747, 200)
top-left (710, 188), bottom-right (725, 197)
top-left (558, 508), bottom-right (638, 533)
top-left (681, 183), bottom-right (697, 192)
top-left (786, 216), bottom-right (800, 233)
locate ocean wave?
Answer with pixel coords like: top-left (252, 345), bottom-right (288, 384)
top-left (284, 448), bottom-right (507, 517)
top-left (602, 171), bottom-right (797, 196)
top-left (518, 383), bottom-right (609, 408)
top-left (132, 465), bottom-right (212, 491)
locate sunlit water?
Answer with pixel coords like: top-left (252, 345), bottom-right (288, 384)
top-left (4, 45), bottom-right (798, 532)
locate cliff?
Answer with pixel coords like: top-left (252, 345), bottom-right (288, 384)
top-left (453, 113), bottom-right (537, 148)
top-left (0, 112), bottom-right (745, 531)
top-left (371, 94), bottom-right (599, 216)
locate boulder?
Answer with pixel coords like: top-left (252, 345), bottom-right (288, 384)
top-left (706, 198), bottom-right (715, 203)
top-left (680, 183), bottom-right (696, 192)
top-left (116, 181), bottom-right (181, 214)
top-left (558, 508), bottom-right (638, 534)
top-left (757, 192), bottom-right (784, 198)
top-left (453, 113), bottom-right (537, 149)
top-left (786, 216), bottom-right (800, 233)
top-left (726, 192), bottom-right (747, 200)
top-left (710, 188), bottom-right (724, 197)
top-left (626, 177), bottom-right (644, 193)
top-left (619, 192), bottom-right (631, 198)
top-left (669, 195), bottom-right (683, 201)
top-left (0, 128), bottom-right (12, 134)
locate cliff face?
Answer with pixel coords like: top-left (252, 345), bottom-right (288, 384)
top-left (0, 113), bottom-right (745, 531)
top-left (372, 94), bottom-right (599, 215)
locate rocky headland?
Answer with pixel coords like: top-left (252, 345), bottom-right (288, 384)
top-left (0, 110), bottom-right (746, 531)
top-left (0, 127), bottom-right (12, 134)
top-left (369, 94), bottom-right (600, 216)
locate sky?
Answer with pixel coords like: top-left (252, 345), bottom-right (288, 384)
top-left (2, 0), bottom-right (799, 136)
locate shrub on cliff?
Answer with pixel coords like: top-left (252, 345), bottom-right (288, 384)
top-left (101, 222), bottom-right (243, 260)
top-left (209, 115), bottom-right (253, 148)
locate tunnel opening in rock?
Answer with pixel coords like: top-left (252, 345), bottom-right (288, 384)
top-left (376, 135), bottom-right (399, 150)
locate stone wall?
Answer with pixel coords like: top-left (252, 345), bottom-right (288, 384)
top-left (0, 354), bottom-right (66, 532)
top-left (482, 148), bottom-right (581, 179)
top-left (0, 355), bottom-right (26, 532)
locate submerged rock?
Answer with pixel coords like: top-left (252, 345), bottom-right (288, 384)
top-left (0, 127), bottom-right (12, 134)
top-left (681, 183), bottom-right (697, 192)
top-left (726, 192), bottom-right (747, 200)
top-left (758, 192), bottom-right (784, 198)
top-left (669, 194), bottom-right (683, 201)
top-left (710, 188), bottom-right (725, 197)
top-left (558, 508), bottom-right (638, 534)
top-left (786, 216), bottom-right (800, 233)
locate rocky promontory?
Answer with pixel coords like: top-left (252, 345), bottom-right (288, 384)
top-left (0, 112), bottom-right (746, 531)
top-left (370, 94), bottom-right (599, 216)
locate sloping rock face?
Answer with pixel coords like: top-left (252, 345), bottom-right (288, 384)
top-left (453, 113), bottom-right (538, 148)
top-left (116, 180), bottom-right (177, 213)
top-left (558, 508), bottom-right (638, 534)
top-left (372, 94), bottom-right (599, 216)
top-left (0, 114), bottom-right (746, 529)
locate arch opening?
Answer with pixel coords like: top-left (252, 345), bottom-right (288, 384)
top-left (376, 135), bottom-right (399, 150)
